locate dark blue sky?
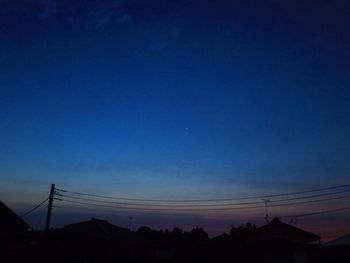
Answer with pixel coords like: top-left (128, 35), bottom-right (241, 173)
top-left (1, 0), bottom-right (350, 236)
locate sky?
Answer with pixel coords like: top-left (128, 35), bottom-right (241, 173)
top-left (1, 0), bottom-right (350, 238)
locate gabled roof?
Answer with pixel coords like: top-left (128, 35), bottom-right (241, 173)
top-left (63, 218), bottom-right (130, 238)
top-left (0, 201), bottom-right (30, 233)
top-left (252, 217), bottom-right (320, 244)
top-left (211, 233), bottom-right (231, 244)
top-left (325, 234), bottom-right (350, 247)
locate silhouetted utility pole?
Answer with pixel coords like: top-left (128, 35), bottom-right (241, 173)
top-left (128, 216), bottom-right (133, 231)
top-left (262, 199), bottom-right (270, 223)
top-left (45, 184), bottom-right (55, 231)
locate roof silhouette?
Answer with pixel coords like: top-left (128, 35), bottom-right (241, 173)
top-left (0, 201), bottom-right (29, 233)
top-left (63, 218), bottom-right (130, 238)
top-left (211, 232), bottom-right (231, 245)
top-left (252, 217), bottom-right (320, 244)
top-left (325, 234), bottom-right (350, 247)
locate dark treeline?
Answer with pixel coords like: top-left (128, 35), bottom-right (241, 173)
top-left (1, 201), bottom-right (349, 263)
top-left (2, 217), bottom-right (349, 263)
top-left (0, 219), bottom-right (256, 263)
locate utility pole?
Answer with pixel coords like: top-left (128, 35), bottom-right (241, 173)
top-left (45, 184), bottom-right (55, 231)
top-left (262, 199), bottom-right (270, 223)
top-left (128, 216), bottom-right (133, 231)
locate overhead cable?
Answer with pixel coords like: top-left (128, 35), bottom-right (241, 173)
top-left (280, 206), bottom-right (350, 218)
top-left (59, 189), bottom-right (350, 207)
top-left (20, 197), bottom-right (49, 218)
top-left (56, 184), bottom-right (350, 203)
top-left (59, 194), bottom-right (350, 211)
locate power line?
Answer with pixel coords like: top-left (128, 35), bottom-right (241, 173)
top-left (54, 184), bottom-right (350, 227)
top-left (280, 206), bottom-right (350, 218)
top-left (268, 195), bottom-right (350, 209)
top-left (59, 194), bottom-right (350, 212)
top-left (59, 188), bottom-right (350, 208)
top-left (56, 184), bottom-right (350, 202)
top-left (270, 189), bottom-right (350, 203)
top-left (20, 197), bottom-right (49, 218)
top-left (59, 193), bottom-right (264, 207)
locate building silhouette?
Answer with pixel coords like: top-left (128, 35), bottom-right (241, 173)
top-left (0, 201), bottom-right (29, 234)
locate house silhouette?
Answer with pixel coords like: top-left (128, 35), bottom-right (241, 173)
top-left (0, 201), bottom-right (29, 234)
top-left (45, 218), bottom-right (132, 262)
top-left (62, 217), bottom-right (130, 239)
top-left (252, 217), bottom-right (320, 244)
top-left (323, 234), bottom-right (350, 263)
top-left (245, 217), bottom-right (320, 263)
top-left (325, 234), bottom-right (350, 247)
top-left (0, 201), bottom-right (31, 262)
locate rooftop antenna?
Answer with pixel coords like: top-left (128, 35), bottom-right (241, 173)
top-left (262, 199), bottom-right (270, 223)
top-left (290, 216), bottom-right (298, 225)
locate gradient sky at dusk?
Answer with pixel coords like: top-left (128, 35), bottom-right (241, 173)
top-left (1, 0), bottom-right (350, 238)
